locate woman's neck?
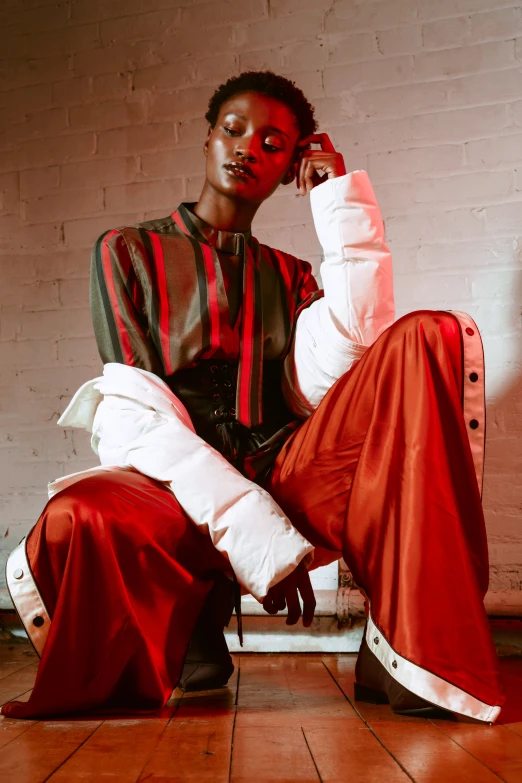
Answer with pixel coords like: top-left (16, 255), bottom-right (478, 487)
top-left (193, 183), bottom-right (259, 233)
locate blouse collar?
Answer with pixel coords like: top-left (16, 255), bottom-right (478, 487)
top-left (174, 202), bottom-right (252, 255)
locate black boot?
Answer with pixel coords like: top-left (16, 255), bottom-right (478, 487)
top-left (354, 634), bottom-right (448, 718)
top-left (179, 574), bottom-right (235, 692)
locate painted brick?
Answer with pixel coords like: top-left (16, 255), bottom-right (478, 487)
top-left (178, 117), bottom-right (211, 146)
top-left (69, 0), bottom-right (182, 24)
top-left (18, 134), bottom-right (96, 170)
top-left (422, 16), bottom-right (471, 49)
top-left (52, 76), bottom-right (93, 107)
top-left (325, 0), bottom-right (417, 33)
top-left (3, 109), bottom-right (69, 149)
top-left (0, 172), bottom-right (20, 215)
top-left (183, 175), bottom-right (205, 201)
top-left (469, 7), bottom-right (522, 43)
top-left (236, 10), bottom-right (326, 49)
top-left (1, 54), bottom-right (71, 91)
top-left (324, 56), bottom-right (414, 95)
top-left (415, 40), bottom-right (515, 79)
top-left (285, 70), bottom-right (324, 101)
top-left (73, 41), bottom-right (162, 79)
top-left (0, 83), bottom-right (53, 125)
top-left (418, 0), bottom-right (519, 19)
top-left (484, 201), bottom-right (522, 231)
top-left (58, 279), bottom-right (90, 310)
top-left (375, 25), bottom-right (423, 56)
top-left (280, 41), bottom-right (328, 73)
top-left (466, 133), bottom-right (522, 166)
top-left (417, 237), bottom-right (520, 270)
top-left (92, 73), bottom-right (133, 102)
top-left (23, 188), bottom-right (104, 224)
top-left (97, 123), bottom-right (177, 156)
top-left (6, 308), bottom-right (92, 343)
top-left (0, 221), bottom-right (62, 252)
top-left (63, 213), bottom-right (143, 248)
top-left (442, 66), bottom-right (522, 110)
top-left (410, 104), bottom-right (510, 143)
top-left (325, 32), bottom-right (375, 66)
top-left (70, 99), bottom-right (146, 131)
top-left (238, 47), bottom-right (282, 72)
top-left (57, 337), bottom-right (100, 365)
top-left (394, 271), bottom-right (470, 305)
top-left (148, 86), bottom-right (214, 123)
top-left (20, 167), bottom-right (60, 200)
top-left (100, 9), bottom-right (181, 45)
top-left (354, 79), bottom-right (450, 120)
top-left (269, 0), bottom-right (333, 15)
top-left (166, 24), bottom-right (237, 59)
top-left (141, 148), bottom-right (204, 178)
top-left (133, 60), bottom-right (197, 92)
top-left (412, 170), bottom-right (513, 204)
top-left (105, 179), bottom-right (183, 211)
top-left (385, 206), bottom-right (486, 244)
top-left (195, 53), bottom-right (239, 85)
top-left (25, 23), bottom-right (100, 59)
top-left (180, 0), bottom-right (266, 27)
top-left (2, 1), bottom-right (69, 33)
top-left (367, 144), bottom-right (464, 182)
top-left (61, 157), bottom-right (137, 190)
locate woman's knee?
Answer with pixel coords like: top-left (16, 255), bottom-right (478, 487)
top-left (392, 309), bottom-right (462, 346)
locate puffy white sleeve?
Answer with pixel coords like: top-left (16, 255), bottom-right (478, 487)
top-left (283, 170), bottom-right (395, 417)
top-left (56, 365), bottom-right (314, 603)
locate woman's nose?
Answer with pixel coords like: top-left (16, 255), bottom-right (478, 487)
top-left (235, 140), bottom-right (257, 162)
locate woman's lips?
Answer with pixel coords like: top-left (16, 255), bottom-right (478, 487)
top-left (224, 163), bottom-right (254, 180)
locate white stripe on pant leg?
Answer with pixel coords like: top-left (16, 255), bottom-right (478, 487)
top-left (6, 537), bottom-right (51, 657)
top-left (366, 613), bottom-right (501, 723)
top-left (448, 310), bottom-right (486, 497)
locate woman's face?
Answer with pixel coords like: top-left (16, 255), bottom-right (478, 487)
top-left (203, 91), bottom-right (301, 205)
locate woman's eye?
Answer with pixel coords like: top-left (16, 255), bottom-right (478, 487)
top-left (264, 141), bottom-right (283, 152)
top-left (224, 127), bottom-right (240, 136)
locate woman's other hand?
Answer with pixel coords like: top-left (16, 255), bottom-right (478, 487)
top-left (262, 561), bottom-right (316, 627)
top-left (296, 133), bottom-right (347, 196)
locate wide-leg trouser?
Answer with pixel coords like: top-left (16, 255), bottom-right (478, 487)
top-left (3, 310), bottom-right (504, 720)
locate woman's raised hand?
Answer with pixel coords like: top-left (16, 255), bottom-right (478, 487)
top-left (296, 132), bottom-right (347, 196)
top-left (262, 561), bottom-right (316, 627)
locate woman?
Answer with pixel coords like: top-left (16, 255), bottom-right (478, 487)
top-left (4, 71), bottom-right (504, 721)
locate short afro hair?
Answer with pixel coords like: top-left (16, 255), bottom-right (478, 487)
top-left (205, 70), bottom-right (317, 140)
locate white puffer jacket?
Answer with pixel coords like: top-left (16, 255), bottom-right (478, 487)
top-left (49, 171), bottom-right (394, 602)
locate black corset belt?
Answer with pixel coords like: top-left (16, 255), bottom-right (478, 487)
top-left (165, 360), bottom-right (295, 467)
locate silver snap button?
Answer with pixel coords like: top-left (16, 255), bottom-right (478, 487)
top-left (13, 568), bottom-right (24, 580)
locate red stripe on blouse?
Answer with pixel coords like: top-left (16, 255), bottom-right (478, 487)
top-left (201, 243), bottom-right (221, 354)
top-left (150, 231), bottom-right (173, 375)
top-left (237, 248), bottom-right (255, 426)
top-left (171, 210), bottom-right (191, 236)
top-left (101, 230), bottom-right (134, 365)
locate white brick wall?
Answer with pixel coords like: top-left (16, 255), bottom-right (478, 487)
top-left (1, 0), bottom-right (521, 596)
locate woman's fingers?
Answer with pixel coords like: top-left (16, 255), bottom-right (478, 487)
top-left (298, 568), bottom-right (316, 628)
top-left (299, 132), bottom-right (336, 153)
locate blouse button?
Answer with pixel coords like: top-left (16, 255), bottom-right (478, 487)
top-left (13, 568), bottom-right (23, 580)
top-left (465, 327), bottom-right (474, 336)
top-left (373, 637), bottom-right (379, 645)
top-left (33, 616), bottom-right (44, 627)
top-left (392, 660), bottom-right (398, 669)
top-left (469, 419), bottom-right (479, 429)
top-left (469, 372), bottom-right (478, 382)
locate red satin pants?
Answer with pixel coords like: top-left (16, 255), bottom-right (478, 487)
top-left (2, 311), bottom-right (504, 718)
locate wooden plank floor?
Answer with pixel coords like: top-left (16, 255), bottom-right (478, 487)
top-left (0, 642), bottom-right (521, 782)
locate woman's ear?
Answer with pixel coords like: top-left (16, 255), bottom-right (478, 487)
top-left (203, 126), bottom-right (213, 157)
top-left (282, 160), bottom-right (298, 186)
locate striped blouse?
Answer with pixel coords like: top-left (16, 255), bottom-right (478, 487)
top-left (90, 203), bottom-right (322, 477)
